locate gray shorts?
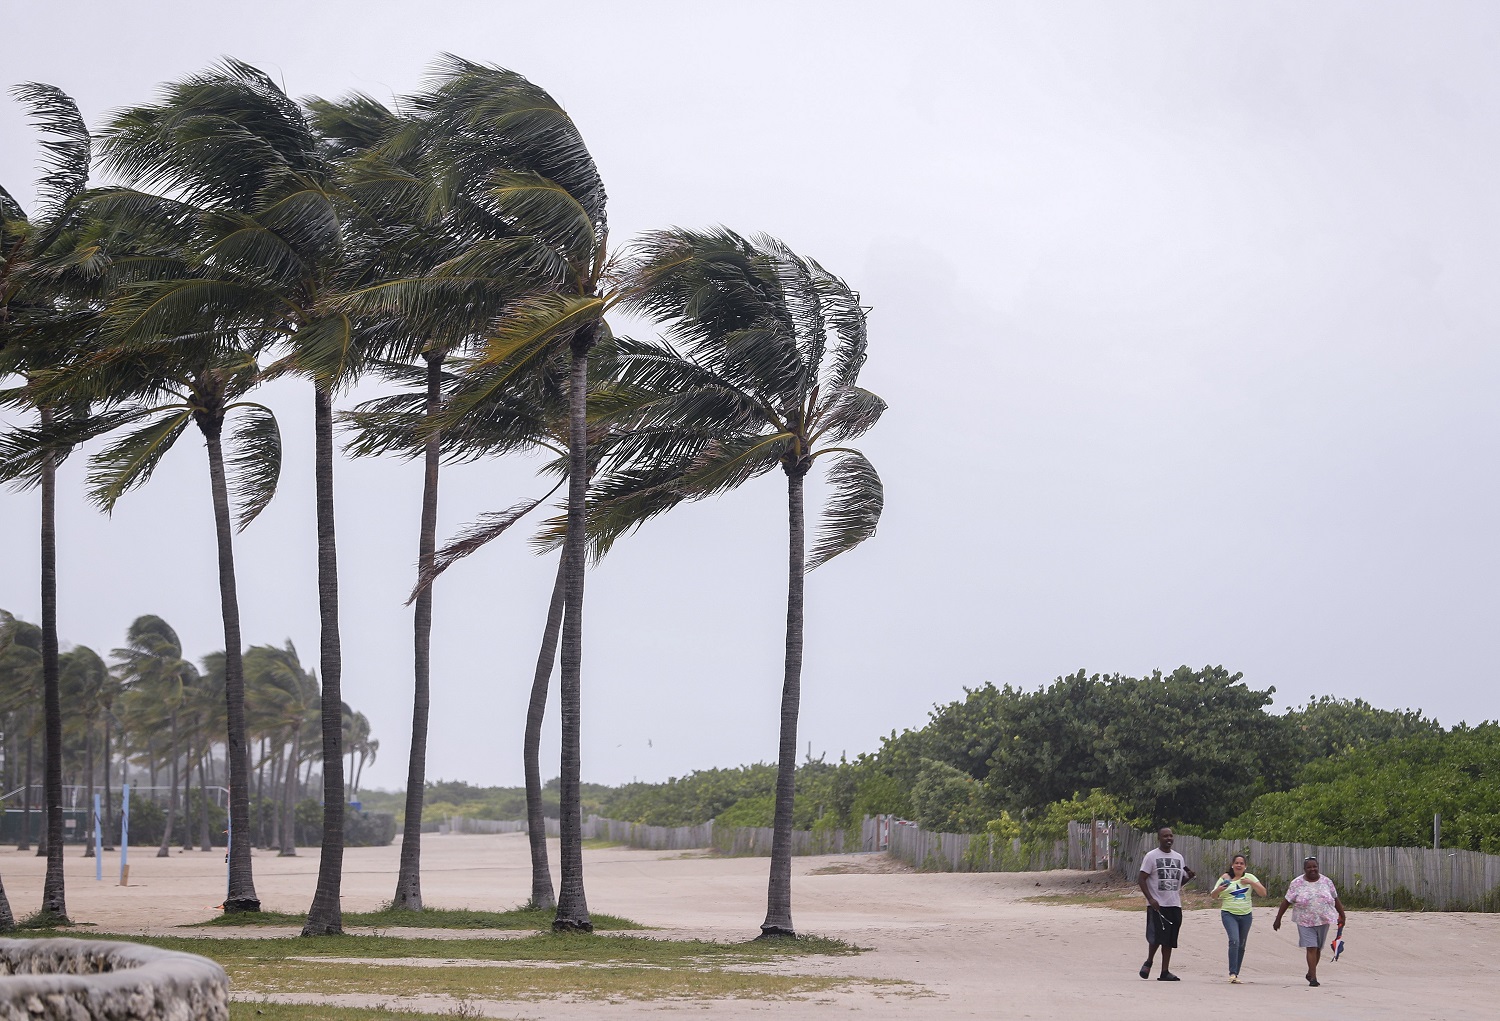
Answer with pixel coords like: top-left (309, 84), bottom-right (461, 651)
top-left (1297, 923), bottom-right (1329, 949)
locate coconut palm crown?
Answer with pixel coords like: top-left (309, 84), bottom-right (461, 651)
top-left (588, 228), bottom-right (886, 937)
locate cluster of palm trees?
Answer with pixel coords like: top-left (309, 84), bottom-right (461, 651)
top-left (0, 612), bottom-right (379, 860)
top-left (0, 56), bottom-right (884, 939)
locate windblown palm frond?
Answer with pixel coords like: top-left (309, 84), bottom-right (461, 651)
top-left (225, 404), bottom-right (282, 529)
top-left (807, 452), bottom-right (883, 570)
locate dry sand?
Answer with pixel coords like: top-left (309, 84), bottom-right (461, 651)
top-left (3, 833), bottom-right (1497, 1019)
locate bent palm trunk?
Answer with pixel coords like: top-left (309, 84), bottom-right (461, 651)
top-left (553, 333), bottom-right (594, 933)
top-left (393, 352), bottom-right (443, 912)
top-left (203, 420), bottom-right (261, 912)
top-left (158, 712), bottom-right (179, 858)
top-left (305, 386), bottom-right (345, 935)
top-left (39, 409), bottom-right (66, 919)
top-left (525, 555), bottom-right (567, 911)
top-left (760, 466), bottom-right (807, 938)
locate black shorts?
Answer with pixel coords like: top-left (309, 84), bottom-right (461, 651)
top-left (1146, 906), bottom-right (1182, 948)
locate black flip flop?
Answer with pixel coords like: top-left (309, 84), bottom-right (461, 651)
top-left (1139, 962), bottom-right (1151, 979)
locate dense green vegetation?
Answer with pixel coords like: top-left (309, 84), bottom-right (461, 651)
top-left (403, 667), bottom-right (1482, 854)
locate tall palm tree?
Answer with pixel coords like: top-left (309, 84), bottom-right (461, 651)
top-left (595, 229), bottom-right (886, 937)
top-left (0, 612), bottom-right (42, 877)
top-left (313, 91), bottom-right (497, 913)
top-left (388, 59), bottom-right (615, 930)
top-left (243, 641), bottom-right (319, 856)
top-left (96, 60), bottom-right (369, 931)
top-left (346, 347), bottom-right (582, 911)
top-left (56, 256), bottom-right (281, 908)
top-left (113, 616), bottom-right (200, 857)
top-left (59, 645), bottom-right (108, 856)
top-left (0, 83), bottom-right (107, 922)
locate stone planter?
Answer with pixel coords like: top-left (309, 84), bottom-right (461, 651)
top-left (0, 937), bottom-right (228, 1021)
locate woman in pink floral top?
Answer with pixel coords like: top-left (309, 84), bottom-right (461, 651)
top-left (1273, 856), bottom-right (1346, 987)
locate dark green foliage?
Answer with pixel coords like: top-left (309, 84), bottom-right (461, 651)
top-left (909, 759), bottom-right (994, 833)
top-left (289, 799), bottom-right (395, 847)
top-left (1220, 725), bottom-right (1500, 851)
top-left (1280, 695), bottom-right (1442, 764)
top-left (986, 666), bottom-right (1289, 828)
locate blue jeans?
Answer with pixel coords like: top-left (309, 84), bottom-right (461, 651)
top-left (1221, 911), bottom-right (1253, 975)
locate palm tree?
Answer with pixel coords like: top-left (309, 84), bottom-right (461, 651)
top-left (0, 612), bottom-right (43, 874)
top-left (346, 348), bottom-right (581, 911)
top-left (387, 59), bottom-right (615, 931)
top-left (56, 260), bottom-right (280, 908)
top-left (96, 60), bottom-right (371, 931)
top-left (114, 616), bottom-right (199, 857)
top-left (0, 612), bottom-right (42, 853)
top-left (59, 645), bottom-right (109, 856)
top-left (596, 229), bottom-right (886, 937)
top-left (244, 641), bottom-right (319, 856)
top-left (313, 91), bottom-right (494, 914)
top-left (0, 83), bottom-right (107, 922)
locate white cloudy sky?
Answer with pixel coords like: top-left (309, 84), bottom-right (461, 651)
top-left (3, 1), bottom-right (1497, 791)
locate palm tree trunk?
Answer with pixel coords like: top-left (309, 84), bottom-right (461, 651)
top-left (525, 554), bottom-right (566, 911)
top-left (39, 406), bottom-right (67, 919)
top-left (83, 727), bottom-right (95, 858)
top-left (198, 748), bottom-right (213, 850)
top-left (280, 730), bottom-right (299, 857)
top-left (268, 747), bottom-right (282, 851)
top-left (255, 737), bottom-right (268, 848)
top-left (553, 333), bottom-right (595, 932)
top-left (158, 711), bottom-right (178, 858)
top-left (203, 420), bottom-right (261, 911)
top-left (304, 386), bottom-right (345, 935)
top-left (18, 727), bottom-right (32, 852)
top-left (760, 466), bottom-right (807, 938)
top-left (393, 351), bottom-right (443, 913)
top-left (102, 715), bottom-right (114, 851)
top-left (0, 867), bottom-right (13, 931)
top-left (181, 737), bottom-right (195, 851)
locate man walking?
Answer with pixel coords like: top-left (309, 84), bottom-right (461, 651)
top-left (1138, 826), bottom-right (1195, 981)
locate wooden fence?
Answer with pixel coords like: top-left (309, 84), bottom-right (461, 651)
top-left (523, 815), bottom-right (845, 855)
top-left (441, 812), bottom-right (1500, 908)
top-left (1112, 823), bottom-right (1500, 912)
top-left (863, 815), bottom-right (1069, 872)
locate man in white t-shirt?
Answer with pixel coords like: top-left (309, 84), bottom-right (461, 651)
top-left (1137, 826), bottom-right (1196, 981)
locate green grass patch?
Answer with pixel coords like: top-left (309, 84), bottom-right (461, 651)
top-left (191, 906), bottom-right (644, 931)
top-left (15, 931), bottom-right (881, 1006)
top-left (12, 931), bottom-right (864, 966)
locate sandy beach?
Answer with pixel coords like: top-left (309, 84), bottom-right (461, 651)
top-left (3, 833), bottom-right (1497, 1019)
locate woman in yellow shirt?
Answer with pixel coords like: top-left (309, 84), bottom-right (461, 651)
top-left (1213, 854), bottom-right (1267, 983)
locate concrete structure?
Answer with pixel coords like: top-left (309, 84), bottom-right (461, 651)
top-left (0, 937), bottom-right (227, 1021)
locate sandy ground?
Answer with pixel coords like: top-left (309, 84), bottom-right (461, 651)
top-left (3, 833), bottom-right (1498, 1019)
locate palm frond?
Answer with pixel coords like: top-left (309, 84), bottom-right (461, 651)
top-left (488, 170), bottom-right (597, 267)
top-left (814, 387), bottom-right (887, 444)
top-left (225, 403), bottom-right (281, 529)
top-left (287, 313), bottom-right (363, 387)
top-left (11, 83), bottom-right (91, 223)
top-left (84, 409), bottom-right (193, 512)
top-left (406, 497), bottom-right (547, 604)
top-left (807, 450), bottom-right (883, 570)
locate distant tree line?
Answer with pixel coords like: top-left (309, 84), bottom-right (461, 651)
top-left (569, 668), bottom-right (1489, 853)
top-left (0, 611), bottom-right (382, 854)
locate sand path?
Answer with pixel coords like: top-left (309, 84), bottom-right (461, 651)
top-left (2, 833), bottom-right (1495, 1019)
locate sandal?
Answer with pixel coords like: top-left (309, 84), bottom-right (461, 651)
top-left (1139, 962), bottom-right (1151, 979)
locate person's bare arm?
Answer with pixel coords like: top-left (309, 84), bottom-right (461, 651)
top-left (1272, 897), bottom-right (1291, 930)
top-left (1334, 895), bottom-right (1346, 927)
top-left (1248, 877), bottom-right (1267, 896)
top-left (1138, 870), bottom-right (1159, 908)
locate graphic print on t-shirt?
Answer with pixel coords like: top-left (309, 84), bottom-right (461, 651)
top-left (1154, 855), bottom-right (1184, 892)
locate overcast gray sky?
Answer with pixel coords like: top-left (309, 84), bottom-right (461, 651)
top-left (3, 0), bottom-right (1497, 792)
